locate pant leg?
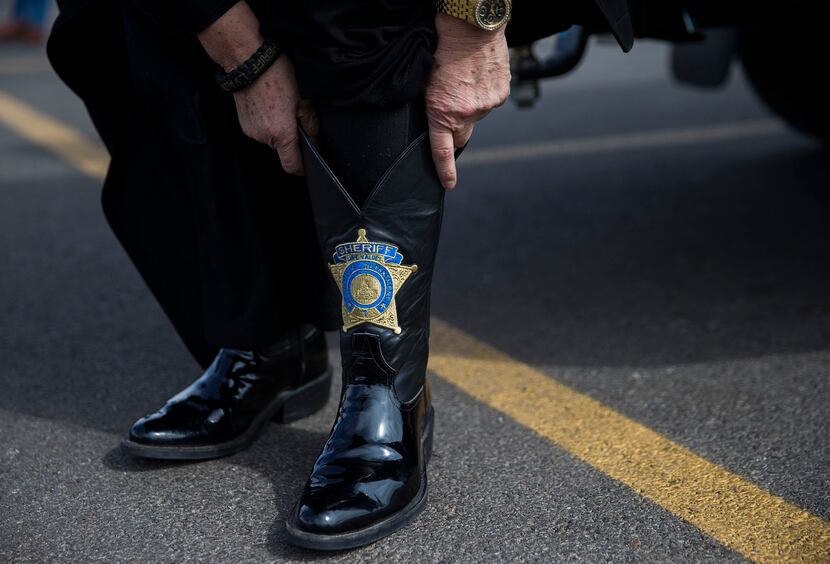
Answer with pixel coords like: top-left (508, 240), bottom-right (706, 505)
top-left (113, 1), bottom-right (335, 359)
top-left (262, 1), bottom-right (437, 108)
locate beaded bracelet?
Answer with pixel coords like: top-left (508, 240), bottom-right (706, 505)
top-left (215, 39), bottom-right (282, 93)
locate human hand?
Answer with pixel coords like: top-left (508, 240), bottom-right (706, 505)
top-left (197, 1), bottom-right (316, 175)
top-left (425, 13), bottom-right (511, 189)
top-left (231, 57), bottom-right (317, 175)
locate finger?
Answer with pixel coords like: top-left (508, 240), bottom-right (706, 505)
top-left (297, 99), bottom-right (319, 144)
top-left (429, 126), bottom-right (458, 190)
top-left (271, 130), bottom-right (304, 176)
top-left (453, 122), bottom-right (475, 150)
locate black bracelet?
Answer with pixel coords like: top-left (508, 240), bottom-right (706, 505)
top-left (215, 39), bottom-right (282, 93)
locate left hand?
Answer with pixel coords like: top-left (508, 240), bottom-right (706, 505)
top-left (425, 13), bottom-right (511, 189)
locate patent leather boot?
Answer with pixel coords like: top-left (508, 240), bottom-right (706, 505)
top-left (285, 129), bottom-right (448, 550)
top-left (122, 326), bottom-right (332, 460)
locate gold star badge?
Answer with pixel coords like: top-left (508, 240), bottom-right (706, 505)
top-left (329, 229), bottom-right (417, 334)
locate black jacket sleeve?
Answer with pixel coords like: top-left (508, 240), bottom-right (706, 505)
top-left (128, 0), bottom-right (240, 34)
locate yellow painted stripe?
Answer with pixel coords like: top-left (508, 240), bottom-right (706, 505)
top-left (2, 88), bottom-right (828, 562)
top-left (428, 318), bottom-right (830, 563)
top-left (0, 90), bottom-right (108, 180)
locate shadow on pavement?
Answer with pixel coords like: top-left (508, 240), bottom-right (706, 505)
top-left (101, 423), bottom-right (336, 559)
top-left (436, 145), bottom-right (830, 367)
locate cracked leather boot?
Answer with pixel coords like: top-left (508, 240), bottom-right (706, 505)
top-left (122, 325), bottom-right (332, 460)
top-left (284, 127), bottom-right (446, 550)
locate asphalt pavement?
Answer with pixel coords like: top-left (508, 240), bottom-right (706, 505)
top-left (1, 38), bottom-right (829, 562)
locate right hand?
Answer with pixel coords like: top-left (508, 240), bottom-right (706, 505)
top-left (232, 56), bottom-right (318, 175)
top-left (425, 14), bottom-right (511, 189)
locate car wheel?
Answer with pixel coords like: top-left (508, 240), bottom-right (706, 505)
top-left (740, 25), bottom-right (829, 145)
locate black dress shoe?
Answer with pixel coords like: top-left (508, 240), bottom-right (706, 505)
top-left (121, 325), bottom-right (332, 460)
top-left (285, 128), bottom-right (449, 549)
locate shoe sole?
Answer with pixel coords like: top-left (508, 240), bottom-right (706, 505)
top-left (283, 407), bottom-right (435, 551)
top-left (119, 367), bottom-right (333, 461)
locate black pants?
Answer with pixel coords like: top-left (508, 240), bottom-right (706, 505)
top-left (90, 2), bottom-right (433, 365)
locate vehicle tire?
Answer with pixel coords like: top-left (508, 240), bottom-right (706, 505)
top-left (740, 25), bottom-right (829, 145)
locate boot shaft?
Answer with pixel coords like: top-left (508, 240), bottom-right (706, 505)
top-left (301, 129), bottom-right (445, 402)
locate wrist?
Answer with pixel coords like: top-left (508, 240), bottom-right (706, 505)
top-left (197, 1), bottom-right (264, 72)
top-left (435, 12), bottom-right (505, 49)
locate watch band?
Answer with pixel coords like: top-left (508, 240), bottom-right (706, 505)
top-left (436, 0), bottom-right (472, 24)
top-left (436, 0), bottom-right (512, 31)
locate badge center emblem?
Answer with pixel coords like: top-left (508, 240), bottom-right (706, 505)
top-left (351, 274), bottom-right (381, 306)
top-left (329, 229), bottom-right (417, 334)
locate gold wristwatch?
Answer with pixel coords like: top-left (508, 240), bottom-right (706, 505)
top-left (436, 0), bottom-right (513, 32)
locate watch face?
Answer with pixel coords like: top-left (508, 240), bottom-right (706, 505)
top-left (474, 0), bottom-right (510, 31)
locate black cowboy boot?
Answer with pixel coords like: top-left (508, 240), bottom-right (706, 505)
top-left (122, 325), bottom-right (332, 460)
top-left (284, 128), bottom-right (446, 550)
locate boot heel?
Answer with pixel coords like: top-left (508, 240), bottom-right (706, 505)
top-left (422, 407), bottom-right (435, 465)
top-left (273, 367), bottom-right (333, 424)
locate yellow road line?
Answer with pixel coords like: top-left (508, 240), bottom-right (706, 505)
top-left (2, 88), bottom-right (828, 562)
top-left (428, 318), bottom-right (830, 563)
top-left (460, 119), bottom-right (786, 166)
top-left (0, 90), bottom-right (108, 180)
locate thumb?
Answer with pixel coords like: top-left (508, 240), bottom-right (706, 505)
top-left (297, 99), bottom-right (319, 145)
top-left (271, 129), bottom-right (303, 176)
top-left (453, 123), bottom-right (475, 151)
